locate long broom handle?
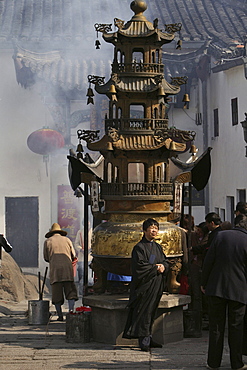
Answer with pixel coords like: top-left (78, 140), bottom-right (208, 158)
top-left (38, 271), bottom-right (42, 300)
top-left (40, 266), bottom-right (48, 300)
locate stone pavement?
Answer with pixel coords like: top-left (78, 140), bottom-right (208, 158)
top-left (0, 297), bottom-right (240, 370)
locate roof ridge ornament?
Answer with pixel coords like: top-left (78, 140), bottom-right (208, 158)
top-left (130, 1), bottom-right (147, 20)
top-left (77, 129), bottom-right (100, 144)
top-left (88, 75), bottom-right (105, 86)
top-left (94, 23), bottom-right (112, 34)
top-left (164, 23), bottom-right (183, 49)
top-left (170, 76), bottom-right (188, 86)
top-left (94, 23), bottom-right (112, 50)
top-left (165, 23), bottom-right (182, 34)
top-left (114, 18), bottom-right (125, 30)
top-left (154, 128), bottom-right (196, 144)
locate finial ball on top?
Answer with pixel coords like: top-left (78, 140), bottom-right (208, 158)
top-left (130, 1), bottom-right (147, 15)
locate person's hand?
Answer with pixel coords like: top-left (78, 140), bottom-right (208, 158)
top-left (156, 264), bottom-right (165, 273)
top-left (72, 257), bottom-right (78, 268)
top-left (201, 285), bottom-right (205, 294)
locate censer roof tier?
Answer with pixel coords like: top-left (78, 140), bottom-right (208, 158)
top-left (95, 76), bottom-right (180, 95)
top-left (87, 134), bottom-right (187, 153)
top-left (102, 1), bottom-right (174, 45)
top-left (103, 28), bottom-right (174, 44)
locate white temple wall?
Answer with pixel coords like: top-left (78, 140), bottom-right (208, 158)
top-left (0, 49), bottom-right (74, 275)
top-left (167, 63), bottom-right (247, 224)
top-left (168, 83), bottom-right (206, 225)
top-left (206, 64), bottom-right (247, 222)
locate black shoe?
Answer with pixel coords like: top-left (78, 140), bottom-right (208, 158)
top-left (57, 316), bottom-right (63, 321)
top-left (140, 345), bottom-right (150, 352)
top-left (150, 339), bottom-right (162, 348)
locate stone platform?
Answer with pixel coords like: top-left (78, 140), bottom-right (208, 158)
top-left (83, 293), bottom-right (191, 345)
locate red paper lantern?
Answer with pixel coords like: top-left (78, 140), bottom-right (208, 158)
top-left (27, 128), bottom-right (65, 155)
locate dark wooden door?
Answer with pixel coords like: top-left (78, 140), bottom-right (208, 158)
top-left (5, 197), bottom-right (39, 267)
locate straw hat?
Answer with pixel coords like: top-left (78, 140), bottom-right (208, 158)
top-left (45, 223), bottom-right (67, 238)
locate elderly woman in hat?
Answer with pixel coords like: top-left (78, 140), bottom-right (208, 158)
top-left (44, 223), bottom-right (78, 321)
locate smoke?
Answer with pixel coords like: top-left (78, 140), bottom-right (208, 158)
top-left (11, 1), bottom-right (136, 144)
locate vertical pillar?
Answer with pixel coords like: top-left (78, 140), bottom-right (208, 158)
top-left (83, 183), bottom-right (89, 301)
top-left (202, 80), bottom-right (210, 214)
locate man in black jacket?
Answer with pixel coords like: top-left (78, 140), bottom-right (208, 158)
top-left (235, 202), bottom-right (247, 217)
top-left (193, 212), bottom-right (222, 261)
top-left (122, 218), bottom-right (169, 352)
top-left (201, 215), bottom-right (247, 370)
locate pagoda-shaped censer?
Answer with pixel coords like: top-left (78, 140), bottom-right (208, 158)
top-left (75, 0), bottom-right (197, 293)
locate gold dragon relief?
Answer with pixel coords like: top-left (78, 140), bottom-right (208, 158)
top-left (91, 226), bottom-right (142, 257)
top-left (155, 226), bottom-right (183, 257)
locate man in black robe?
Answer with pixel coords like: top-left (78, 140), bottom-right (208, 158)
top-left (123, 218), bottom-right (169, 351)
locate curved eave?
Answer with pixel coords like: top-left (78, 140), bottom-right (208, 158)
top-left (119, 18), bottom-right (155, 37)
top-left (118, 27), bottom-right (174, 41)
top-left (155, 30), bottom-right (175, 44)
top-left (95, 76), bottom-right (180, 95)
top-left (162, 39), bottom-right (212, 61)
top-left (87, 135), bottom-right (110, 151)
top-left (113, 135), bottom-right (186, 151)
top-left (116, 77), bottom-right (180, 95)
top-left (94, 79), bottom-right (114, 95)
top-left (103, 32), bottom-right (118, 45)
top-left (88, 134), bottom-right (187, 152)
top-left (103, 28), bottom-right (174, 44)
top-left (161, 80), bottom-right (180, 95)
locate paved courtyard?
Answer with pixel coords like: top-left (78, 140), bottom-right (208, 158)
top-left (0, 299), bottom-right (240, 370)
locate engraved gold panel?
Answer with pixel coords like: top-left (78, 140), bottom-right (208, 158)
top-left (91, 221), bottom-right (143, 257)
top-left (155, 223), bottom-right (184, 257)
top-left (91, 220), bottom-right (184, 259)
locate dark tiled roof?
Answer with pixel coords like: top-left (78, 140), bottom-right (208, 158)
top-left (14, 44), bottom-right (111, 90)
top-left (1, 0), bottom-right (246, 91)
top-left (1, 0), bottom-right (245, 49)
top-left (0, 0), bottom-right (133, 50)
top-left (149, 0), bottom-right (246, 47)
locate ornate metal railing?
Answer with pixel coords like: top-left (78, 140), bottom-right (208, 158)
top-left (112, 62), bottom-right (164, 74)
top-left (105, 118), bottom-right (168, 132)
top-left (101, 182), bottom-right (173, 197)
